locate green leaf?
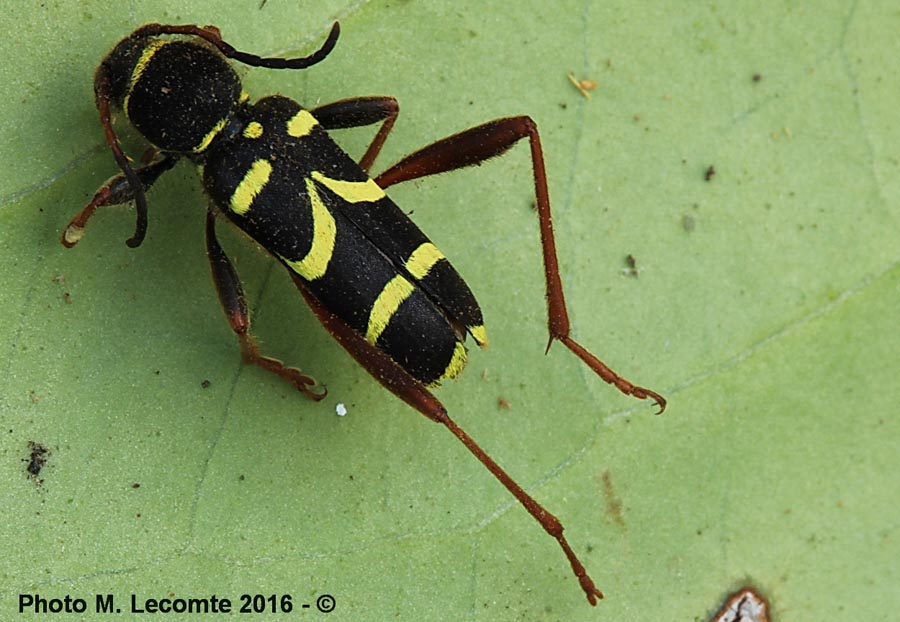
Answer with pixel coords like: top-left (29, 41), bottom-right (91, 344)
top-left (2, 2), bottom-right (897, 620)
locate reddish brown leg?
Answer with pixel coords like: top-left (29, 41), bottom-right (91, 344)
top-left (61, 151), bottom-right (178, 249)
top-left (205, 209), bottom-right (325, 400)
top-left (289, 273), bottom-right (603, 605)
top-left (83, 70), bottom-right (163, 248)
top-left (312, 96), bottom-right (399, 173)
top-left (375, 117), bottom-right (666, 413)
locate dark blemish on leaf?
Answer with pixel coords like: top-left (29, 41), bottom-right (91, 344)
top-left (705, 165), bottom-right (716, 181)
top-left (623, 254), bottom-right (639, 278)
top-left (200, 379), bottom-right (211, 389)
top-left (25, 441), bottom-right (50, 485)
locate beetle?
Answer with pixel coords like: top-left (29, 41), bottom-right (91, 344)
top-left (61, 22), bottom-right (666, 605)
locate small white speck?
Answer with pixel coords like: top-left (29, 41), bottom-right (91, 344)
top-left (336, 403), bottom-right (347, 417)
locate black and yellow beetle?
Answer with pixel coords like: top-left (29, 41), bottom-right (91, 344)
top-left (62, 22), bottom-right (666, 605)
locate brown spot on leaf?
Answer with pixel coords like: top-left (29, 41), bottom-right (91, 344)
top-left (599, 470), bottom-right (626, 530)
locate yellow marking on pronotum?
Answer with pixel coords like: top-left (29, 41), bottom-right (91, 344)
top-left (311, 171), bottom-right (385, 203)
top-left (286, 109), bottom-right (319, 138)
top-left (434, 341), bottom-right (468, 384)
top-left (365, 275), bottom-right (415, 344)
top-left (281, 179), bottom-right (336, 280)
top-left (469, 324), bottom-right (489, 348)
top-left (192, 117), bottom-right (228, 153)
top-left (242, 121), bottom-right (264, 139)
top-left (124, 39), bottom-right (168, 113)
top-left (229, 159), bottom-right (272, 216)
top-left (405, 242), bottom-right (445, 280)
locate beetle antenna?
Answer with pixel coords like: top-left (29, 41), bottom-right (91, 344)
top-left (133, 22), bottom-right (341, 70)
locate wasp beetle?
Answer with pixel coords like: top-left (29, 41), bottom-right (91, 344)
top-left (62, 22), bottom-right (666, 605)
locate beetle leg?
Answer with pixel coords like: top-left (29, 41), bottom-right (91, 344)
top-left (61, 152), bottom-right (179, 249)
top-left (87, 70), bottom-right (159, 248)
top-left (205, 208), bottom-right (326, 400)
top-left (312, 96), bottom-right (399, 173)
top-left (374, 117), bottom-right (666, 413)
top-left (289, 273), bottom-right (604, 606)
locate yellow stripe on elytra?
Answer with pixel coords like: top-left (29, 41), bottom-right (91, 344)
top-left (124, 39), bottom-right (168, 113)
top-left (404, 242), bottom-right (445, 280)
top-left (243, 121), bottom-right (264, 139)
top-left (469, 324), bottom-right (488, 348)
top-left (192, 117), bottom-right (227, 153)
top-left (311, 171), bottom-right (386, 204)
top-left (229, 159), bottom-right (272, 216)
top-left (365, 275), bottom-right (415, 344)
top-left (433, 341), bottom-right (468, 384)
top-left (286, 109), bottom-right (319, 138)
top-left (281, 178), bottom-right (336, 281)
